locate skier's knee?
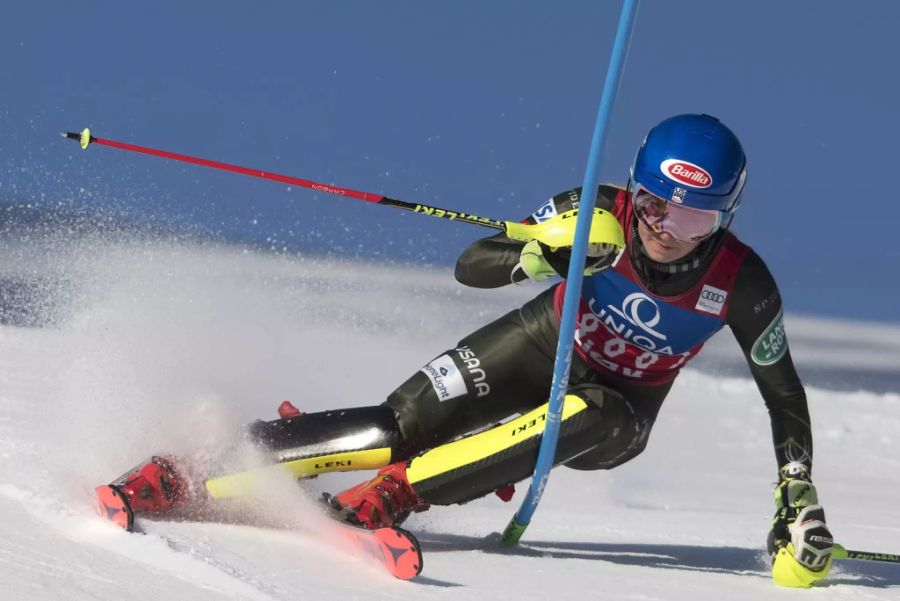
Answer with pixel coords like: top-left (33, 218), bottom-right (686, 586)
top-left (563, 424), bottom-right (651, 470)
top-left (384, 388), bottom-right (427, 458)
top-left (384, 370), bottom-right (458, 458)
top-left (562, 384), bottom-right (653, 471)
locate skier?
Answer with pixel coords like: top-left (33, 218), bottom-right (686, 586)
top-left (101, 114), bottom-right (833, 587)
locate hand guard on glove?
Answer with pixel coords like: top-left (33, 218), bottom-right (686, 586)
top-left (767, 462), bottom-right (834, 588)
top-left (518, 239), bottom-right (617, 281)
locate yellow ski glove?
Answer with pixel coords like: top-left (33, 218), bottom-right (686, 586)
top-left (768, 462), bottom-right (834, 587)
top-left (517, 238), bottom-right (618, 282)
top-left (772, 541), bottom-right (833, 588)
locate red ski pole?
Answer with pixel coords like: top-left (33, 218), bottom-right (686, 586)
top-left (62, 128), bottom-right (501, 229)
top-left (61, 128), bottom-right (625, 251)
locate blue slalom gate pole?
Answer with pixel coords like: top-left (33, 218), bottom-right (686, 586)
top-left (501, 0), bottom-right (640, 546)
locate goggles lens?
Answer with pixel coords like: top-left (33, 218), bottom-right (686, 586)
top-left (632, 186), bottom-right (723, 242)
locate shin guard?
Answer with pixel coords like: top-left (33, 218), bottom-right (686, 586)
top-left (205, 406), bottom-right (402, 498)
top-left (406, 394), bottom-right (609, 505)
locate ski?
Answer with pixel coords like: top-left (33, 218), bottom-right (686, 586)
top-left (327, 517), bottom-right (423, 580)
top-left (95, 484), bottom-right (134, 530)
top-left (93, 484), bottom-right (423, 580)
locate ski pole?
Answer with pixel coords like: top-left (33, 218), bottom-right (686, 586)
top-left (60, 129), bottom-right (624, 251)
top-left (834, 544), bottom-right (900, 564)
top-left (501, 0), bottom-right (640, 546)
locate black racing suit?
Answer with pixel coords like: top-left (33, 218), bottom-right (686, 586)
top-left (384, 184), bottom-right (813, 489)
top-left (246, 185), bottom-right (813, 507)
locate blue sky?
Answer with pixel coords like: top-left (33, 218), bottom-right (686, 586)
top-left (2, 1), bottom-right (899, 323)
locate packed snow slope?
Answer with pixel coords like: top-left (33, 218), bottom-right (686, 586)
top-left (1, 237), bottom-right (899, 600)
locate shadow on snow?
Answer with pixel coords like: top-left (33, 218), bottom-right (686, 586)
top-left (415, 531), bottom-right (900, 589)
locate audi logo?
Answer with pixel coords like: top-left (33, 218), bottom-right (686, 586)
top-left (701, 290), bottom-right (725, 303)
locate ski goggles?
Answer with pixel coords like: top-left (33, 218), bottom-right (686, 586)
top-left (632, 185), bottom-right (724, 242)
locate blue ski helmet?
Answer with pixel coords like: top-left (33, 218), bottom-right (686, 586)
top-left (631, 114), bottom-right (747, 227)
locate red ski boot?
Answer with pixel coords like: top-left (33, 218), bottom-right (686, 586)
top-left (114, 456), bottom-right (189, 510)
top-left (331, 462), bottom-right (429, 529)
top-left (96, 456), bottom-right (190, 531)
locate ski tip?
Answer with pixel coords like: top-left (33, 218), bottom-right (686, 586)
top-left (373, 527), bottom-right (423, 580)
top-left (94, 485), bottom-right (134, 531)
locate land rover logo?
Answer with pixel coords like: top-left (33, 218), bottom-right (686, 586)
top-left (751, 309), bottom-right (788, 365)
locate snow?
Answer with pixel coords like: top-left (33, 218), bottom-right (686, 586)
top-left (1, 238), bottom-right (898, 599)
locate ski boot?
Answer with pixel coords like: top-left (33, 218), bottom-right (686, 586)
top-left (327, 461), bottom-right (430, 529)
top-left (95, 455), bottom-right (190, 530)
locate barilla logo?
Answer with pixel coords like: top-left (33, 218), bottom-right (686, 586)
top-left (660, 159), bottom-right (713, 189)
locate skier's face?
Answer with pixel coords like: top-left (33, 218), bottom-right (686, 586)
top-left (636, 218), bottom-right (702, 263)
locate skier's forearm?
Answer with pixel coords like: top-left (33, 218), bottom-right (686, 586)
top-left (727, 250), bottom-right (813, 471)
top-left (454, 234), bottom-right (529, 288)
top-left (453, 185), bottom-right (620, 289)
top-left (766, 396), bottom-right (814, 470)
